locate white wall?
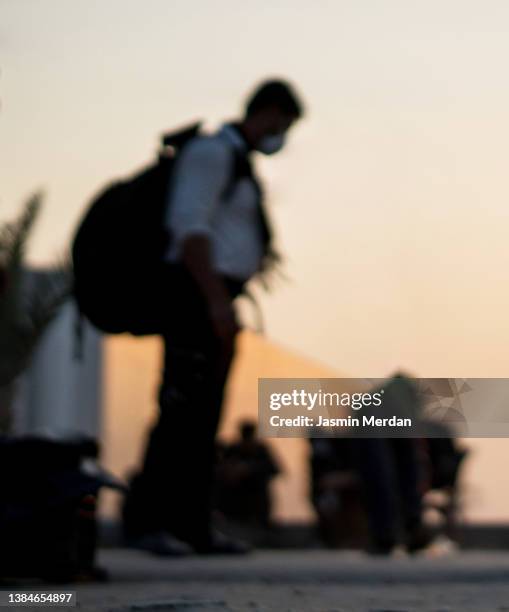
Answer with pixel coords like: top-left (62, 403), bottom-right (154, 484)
top-left (13, 298), bottom-right (103, 440)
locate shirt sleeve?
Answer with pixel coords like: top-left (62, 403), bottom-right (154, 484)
top-left (164, 136), bottom-right (232, 257)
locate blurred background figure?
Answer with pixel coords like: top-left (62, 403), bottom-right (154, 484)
top-left (420, 423), bottom-right (469, 544)
top-left (310, 426), bottom-right (467, 554)
top-left (310, 437), bottom-right (369, 549)
top-left (214, 420), bottom-right (281, 528)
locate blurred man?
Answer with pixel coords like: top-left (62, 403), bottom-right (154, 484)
top-left (123, 80), bottom-right (304, 555)
top-left (215, 421), bottom-right (280, 527)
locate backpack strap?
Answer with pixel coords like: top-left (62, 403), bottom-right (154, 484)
top-left (73, 304), bottom-right (85, 361)
top-left (160, 122), bottom-right (202, 154)
top-left (222, 145), bottom-right (272, 253)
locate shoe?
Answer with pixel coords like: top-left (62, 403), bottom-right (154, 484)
top-left (192, 531), bottom-right (252, 555)
top-left (406, 523), bottom-right (436, 553)
top-left (127, 531), bottom-right (193, 557)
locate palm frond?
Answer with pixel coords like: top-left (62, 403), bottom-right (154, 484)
top-left (0, 195), bottom-right (72, 386)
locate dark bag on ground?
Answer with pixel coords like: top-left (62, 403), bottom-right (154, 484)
top-left (0, 436), bottom-right (123, 582)
top-left (72, 123), bottom-right (202, 335)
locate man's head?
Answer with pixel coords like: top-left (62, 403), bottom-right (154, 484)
top-left (241, 79), bottom-right (304, 155)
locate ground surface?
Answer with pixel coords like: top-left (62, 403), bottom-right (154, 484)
top-left (13, 549), bottom-right (509, 612)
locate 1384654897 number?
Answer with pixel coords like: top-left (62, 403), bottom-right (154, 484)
top-left (4, 592), bottom-right (75, 606)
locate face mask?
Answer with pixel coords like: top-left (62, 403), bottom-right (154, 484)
top-left (256, 133), bottom-right (285, 155)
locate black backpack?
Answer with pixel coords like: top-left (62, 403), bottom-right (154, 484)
top-left (72, 123), bottom-right (202, 334)
top-left (72, 123), bottom-right (270, 336)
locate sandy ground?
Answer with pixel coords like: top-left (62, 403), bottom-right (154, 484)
top-left (13, 549), bottom-right (509, 612)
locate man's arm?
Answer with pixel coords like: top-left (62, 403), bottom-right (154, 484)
top-left (165, 138), bottom-right (239, 341)
top-left (181, 234), bottom-right (239, 342)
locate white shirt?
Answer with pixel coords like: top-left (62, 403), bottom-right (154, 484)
top-left (164, 124), bottom-right (265, 282)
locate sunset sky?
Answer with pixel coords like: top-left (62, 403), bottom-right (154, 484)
top-left (3, 0), bottom-right (509, 377)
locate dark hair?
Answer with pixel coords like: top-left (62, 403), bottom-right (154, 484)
top-left (245, 79), bottom-right (304, 119)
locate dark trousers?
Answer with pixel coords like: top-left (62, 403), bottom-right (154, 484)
top-left (353, 438), bottom-right (424, 546)
top-left (132, 265), bottom-right (243, 545)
